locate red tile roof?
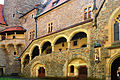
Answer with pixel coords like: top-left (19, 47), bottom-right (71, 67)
top-left (0, 4), bottom-right (6, 25)
top-left (0, 26), bottom-right (26, 33)
top-left (40, 0), bottom-right (69, 15)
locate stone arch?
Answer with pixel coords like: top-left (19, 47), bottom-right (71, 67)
top-left (16, 43), bottom-right (25, 47)
top-left (69, 29), bottom-right (88, 41)
top-left (53, 35), bottom-right (68, 52)
top-left (52, 35), bottom-right (69, 45)
top-left (23, 54), bottom-right (30, 67)
top-left (40, 39), bottom-right (52, 48)
top-left (29, 44), bottom-right (40, 56)
top-left (106, 51), bottom-right (120, 80)
top-left (31, 46), bottom-right (39, 59)
top-left (22, 53), bottom-right (30, 62)
top-left (64, 57), bottom-right (90, 77)
top-left (108, 7), bottom-right (120, 45)
top-left (41, 41), bottom-right (52, 54)
top-left (30, 61), bottom-right (46, 77)
top-left (69, 30), bottom-right (88, 49)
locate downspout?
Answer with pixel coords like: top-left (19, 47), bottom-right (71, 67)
top-left (93, 0), bottom-right (106, 28)
top-left (35, 19), bottom-right (37, 39)
top-left (34, 5), bottom-right (39, 39)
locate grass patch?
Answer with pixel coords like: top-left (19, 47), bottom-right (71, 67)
top-left (0, 78), bottom-right (21, 80)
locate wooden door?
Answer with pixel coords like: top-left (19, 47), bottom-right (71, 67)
top-left (38, 67), bottom-right (45, 77)
top-left (78, 66), bottom-right (87, 79)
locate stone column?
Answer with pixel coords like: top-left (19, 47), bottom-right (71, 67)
top-left (21, 59), bottom-right (24, 73)
top-left (14, 32), bottom-right (16, 38)
top-left (24, 32), bottom-right (25, 38)
top-left (29, 54), bottom-right (32, 60)
top-left (74, 66), bottom-right (78, 76)
top-left (67, 41), bottom-right (71, 50)
top-left (39, 47), bottom-right (42, 56)
top-left (14, 44), bottom-right (18, 55)
top-left (5, 33), bottom-right (7, 39)
top-left (52, 43), bottom-right (55, 52)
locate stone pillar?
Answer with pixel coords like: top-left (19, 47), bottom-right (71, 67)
top-left (52, 43), bottom-right (55, 52)
top-left (14, 44), bottom-right (18, 54)
top-left (5, 33), bottom-right (7, 39)
top-left (74, 66), bottom-right (78, 76)
top-left (0, 35), bottom-right (1, 40)
top-left (67, 41), bottom-right (71, 50)
top-left (39, 47), bottom-right (42, 55)
top-left (14, 32), bottom-right (16, 38)
top-left (21, 59), bottom-right (24, 73)
top-left (30, 54), bottom-right (32, 60)
top-left (5, 45), bottom-right (10, 54)
top-left (24, 32), bottom-right (25, 38)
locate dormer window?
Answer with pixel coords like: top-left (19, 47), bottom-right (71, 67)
top-left (52, 0), bottom-right (60, 6)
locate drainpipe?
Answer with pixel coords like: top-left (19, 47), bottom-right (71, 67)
top-left (93, 0), bottom-right (106, 28)
top-left (34, 4), bottom-right (39, 39)
top-left (35, 19), bottom-right (37, 39)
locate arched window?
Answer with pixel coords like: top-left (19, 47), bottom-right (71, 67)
top-left (70, 65), bottom-right (74, 73)
top-left (114, 15), bottom-right (120, 42)
top-left (32, 46), bottom-right (39, 59)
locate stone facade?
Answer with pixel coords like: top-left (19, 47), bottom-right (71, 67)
top-left (0, 0), bottom-right (120, 80)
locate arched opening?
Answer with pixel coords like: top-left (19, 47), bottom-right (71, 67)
top-left (54, 37), bottom-right (67, 52)
top-left (23, 55), bottom-right (30, 67)
top-left (114, 15), bottom-right (120, 42)
top-left (70, 32), bottom-right (87, 49)
top-left (111, 57), bottom-right (120, 80)
top-left (81, 44), bottom-right (87, 48)
top-left (42, 41), bottom-right (52, 54)
top-left (70, 65), bottom-right (74, 73)
top-left (32, 46), bottom-right (39, 59)
top-left (68, 59), bottom-right (87, 77)
top-left (38, 67), bottom-right (45, 77)
top-left (78, 66), bottom-right (87, 79)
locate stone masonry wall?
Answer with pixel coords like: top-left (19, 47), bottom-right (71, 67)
top-left (89, 0), bottom-right (120, 79)
top-left (23, 47), bottom-right (90, 77)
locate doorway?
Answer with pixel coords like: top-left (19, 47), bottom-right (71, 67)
top-left (0, 68), bottom-right (3, 76)
top-left (111, 57), bottom-right (120, 80)
top-left (38, 67), bottom-right (45, 77)
top-left (78, 66), bottom-right (87, 79)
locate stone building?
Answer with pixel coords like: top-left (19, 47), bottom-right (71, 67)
top-left (0, 0), bottom-right (120, 80)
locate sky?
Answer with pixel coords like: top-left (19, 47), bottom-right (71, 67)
top-left (0, 0), bottom-right (4, 4)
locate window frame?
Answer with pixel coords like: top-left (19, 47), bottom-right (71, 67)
top-left (83, 6), bottom-right (92, 20)
top-left (113, 15), bottom-right (120, 42)
top-left (29, 30), bottom-right (35, 40)
top-left (47, 22), bottom-right (53, 33)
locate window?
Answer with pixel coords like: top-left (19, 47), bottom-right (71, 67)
top-left (32, 14), bottom-right (34, 18)
top-left (70, 65), bottom-right (74, 73)
top-left (1, 36), bottom-right (6, 40)
top-left (83, 6), bottom-right (92, 20)
top-left (13, 14), bottom-right (15, 17)
top-left (114, 14), bottom-right (120, 41)
top-left (29, 30), bottom-right (35, 40)
top-left (13, 35), bottom-right (16, 39)
top-left (14, 52), bottom-right (16, 55)
top-left (73, 40), bottom-right (77, 46)
top-left (48, 22), bottom-right (53, 33)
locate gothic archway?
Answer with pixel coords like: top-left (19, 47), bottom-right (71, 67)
top-left (111, 57), bottom-right (120, 80)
